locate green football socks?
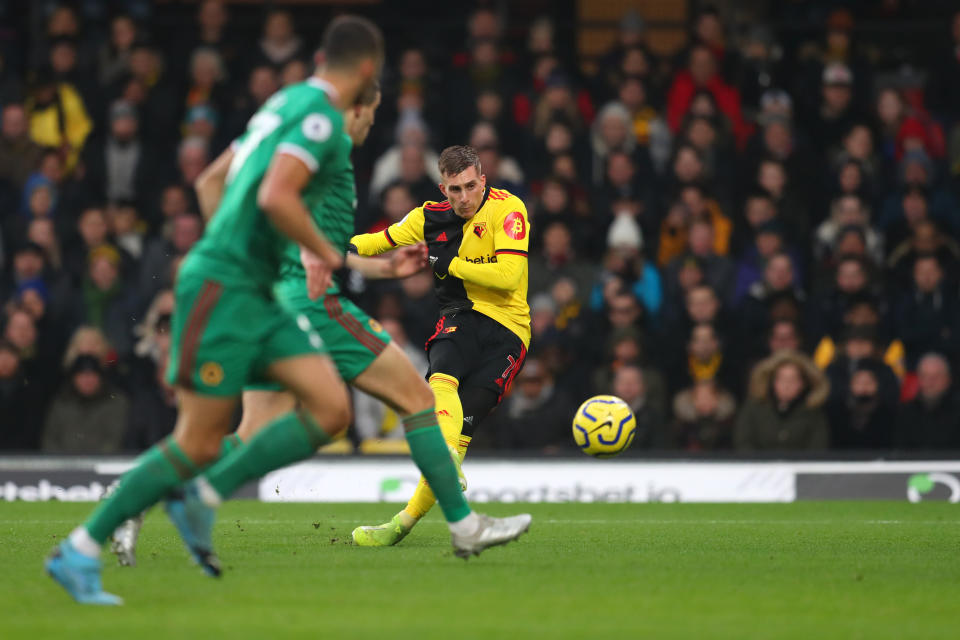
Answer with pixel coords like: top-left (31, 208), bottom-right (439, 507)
top-left (403, 409), bottom-right (471, 523)
top-left (203, 410), bottom-right (331, 502)
top-left (84, 437), bottom-right (199, 544)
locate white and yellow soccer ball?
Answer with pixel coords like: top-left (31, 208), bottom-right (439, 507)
top-left (572, 395), bottom-right (637, 458)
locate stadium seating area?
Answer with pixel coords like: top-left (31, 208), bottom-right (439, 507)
top-left (1, 1), bottom-right (960, 454)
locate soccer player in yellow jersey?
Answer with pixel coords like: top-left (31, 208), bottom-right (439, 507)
top-left (351, 144), bottom-right (531, 546)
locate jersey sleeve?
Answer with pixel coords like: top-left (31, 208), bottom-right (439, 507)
top-left (350, 207), bottom-right (426, 256)
top-left (492, 197), bottom-right (530, 258)
top-left (275, 110), bottom-right (344, 174)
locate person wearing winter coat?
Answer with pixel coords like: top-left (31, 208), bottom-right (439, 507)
top-left (735, 350), bottom-right (830, 451)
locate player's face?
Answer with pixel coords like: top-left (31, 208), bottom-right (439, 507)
top-left (440, 166), bottom-right (486, 219)
top-left (346, 91), bottom-right (381, 146)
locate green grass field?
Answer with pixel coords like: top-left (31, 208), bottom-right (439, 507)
top-left (1, 501), bottom-right (958, 639)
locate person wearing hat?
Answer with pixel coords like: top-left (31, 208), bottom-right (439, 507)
top-left (24, 65), bottom-right (92, 173)
top-left (74, 244), bottom-right (139, 358)
top-left (82, 99), bottom-right (161, 212)
top-left (42, 353), bottom-right (130, 454)
top-left (804, 61), bottom-right (864, 154)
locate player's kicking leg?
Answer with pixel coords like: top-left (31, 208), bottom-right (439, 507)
top-left (348, 342), bottom-right (530, 555)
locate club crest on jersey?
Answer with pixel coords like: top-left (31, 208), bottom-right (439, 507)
top-left (369, 319), bottom-right (383, 333)
top-left (473, 222), bottom-right (487, 239)
top-left (200, 362), bottom-right (224, 387)
top-left (504, 212), bottom-right (527, 240)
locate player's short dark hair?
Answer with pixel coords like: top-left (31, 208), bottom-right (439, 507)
top-left (321, 15), bottom-right (384, 69)
top-left (438, 145), bottom-right (481, 177)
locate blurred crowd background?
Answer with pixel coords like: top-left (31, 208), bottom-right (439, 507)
top-left (1, 0), bottom-right (960, 456)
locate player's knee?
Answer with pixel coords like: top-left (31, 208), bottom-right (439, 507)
top-left (302, 388), bottom-right (351, 435)
top-left (408, 378), bottom-right (436, 414)
top-left (175, 433), bottom-right (223, 466)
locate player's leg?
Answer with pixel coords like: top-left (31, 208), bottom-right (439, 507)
top-left (350, 341), bottom-right (465, 546)
top-left (345, 338), bottom-right (531, 554)
top-left (392, 317), bottom-right (526, 531)
top-left (236, 389), bottom-right (296, 440)
top-left (46, 275), bottom-right (247, 603)
top-left (47, 391), bottom-right (236, 604)
top-left (109, 431), bottom-right (244, 568)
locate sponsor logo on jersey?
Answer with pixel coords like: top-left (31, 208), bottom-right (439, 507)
top-left (200, 362), bottom-right (225, 387)
top-left (368, 319), bottom-right (383, 333)
top-left (473, 222), bottom-right (487, 239)
top-left (437, 409), bottom-right (451, 417)
top-left (462, 254), bottom-right (497, 264)
top-left (443, 326), bottom-right (458, 334)
top-left (437, 231), bottom-right (448, 242)
top-left (504, 211), bottom-right (527, 240)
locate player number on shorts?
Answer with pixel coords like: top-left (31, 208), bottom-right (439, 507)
top-left (226, 111), bottom-right (283, 184)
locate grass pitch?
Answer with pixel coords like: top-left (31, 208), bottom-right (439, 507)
top-left (1, 501), bottom-right (958, 639)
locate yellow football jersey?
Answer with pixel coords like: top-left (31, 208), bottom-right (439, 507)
top-left (350, 186), bottom-right (531, 347)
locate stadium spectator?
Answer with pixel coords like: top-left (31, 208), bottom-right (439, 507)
top-left (98, 14), bottom-right (137, 88)
top-left (70, 245), bottom-right (139, 358)
top-left (737, 252), bottom-right (806, 356)
top-left (610, 363), bottom-right (667, 449)
top-left (0, 339), bottom-right (43, 450)
top-left (663, 218), bottom-right (734, 305)
top-left (885, 220), bottom-right (960, 290)
top-left (668, 322), bottom-right (739, 396)
top-left (82, 100), bottom-right (161, 211)
top-left (896, 353), bottom-right (960, 449)
top-left (666, 44), bottom-right (748, 147)
top-left (894, 254), bottom-right (960, 367)
top-left (252, 10), bottom-right (306, 71)
top-left (488, 357), bottom-right (576, 451)
top-left (529, 221), bottom-right (597, 299)
top-left (0, 103), bottom-right (44, 190)
top-left (672, 379), bottom-right (737, 451)
top-left (26, 66), bottom-right (92, 173)
top-left (368, 116), bottom-right (442, 204)
top-left (824, 331), bottom-right (899, 449)
top-left (591, 327), bottom-right (667, 419)
top-left (116, 40), bottom-right (179, 152)
top-left (734, 350), bottom-right (830, 451)
top-left (41, 353), bottom-right (129, 454)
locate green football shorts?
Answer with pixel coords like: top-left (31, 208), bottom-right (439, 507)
top-left (166, 274), bottom-right (324, 396)
top-left (245, 292), bottom-right (392, 392)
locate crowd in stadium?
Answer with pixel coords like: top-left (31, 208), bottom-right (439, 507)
top-left (1, 1), bottom-right (960, 455)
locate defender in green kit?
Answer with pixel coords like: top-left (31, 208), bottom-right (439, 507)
top-left (46, 15), bottom-right (530, 607)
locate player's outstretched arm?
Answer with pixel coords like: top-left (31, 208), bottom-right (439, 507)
top-left (344, 243), bottom-right (428, 279)
top-left (350, 207), bottom-right (426, 256)
top-left (258, 153), bottom-right (343, 269)
top-left (194, 146), bottom-right (235, 221)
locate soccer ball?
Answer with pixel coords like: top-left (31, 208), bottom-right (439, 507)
top-left (572, 395), bottom-right (637, 458)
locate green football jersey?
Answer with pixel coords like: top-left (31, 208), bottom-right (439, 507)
top-left (180, 77), bottom-right (352, 290)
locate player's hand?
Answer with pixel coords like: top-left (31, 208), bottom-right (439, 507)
top-left (389, 243), bottom-right (428, 278)
top-left (428, 243), bottom-right (458, 277)
top-left (301, 247), bottom-right (333, 300)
